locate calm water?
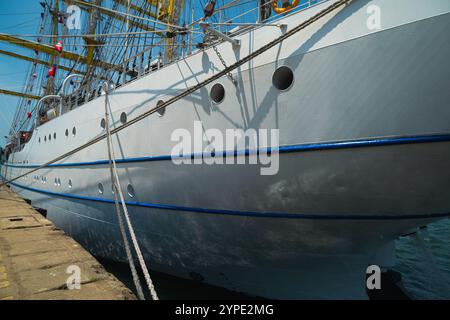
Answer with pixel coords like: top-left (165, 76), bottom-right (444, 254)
top-left (100, 218), bottom-right (450, 300)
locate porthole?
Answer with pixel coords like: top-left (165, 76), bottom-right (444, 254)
top-left (44, 136), bottom-right (47, 142)
top-left (98, 182), bottom-right (104, 194)
top-left (100, 118), bottom-right (106, 129)
top-left (272, 66), bottom-right (294, 91)
top-left (156, 100), bottom-right (165, 117)
top-left (72, 127), bottom-right (76, 136)
top-left (39, 137), bottom-right (41, 143)
top-left (48, 134), bottom-right (51, 141)
top-left (210, 83), bottom-right (225, 104)
top-left (127, 184), bottom-right (135, 198)
top-left (53, 132), bottom-right (56, 139)
top-left (120, 112), bottom-right (127, 124)
top-left (65, 129), bottom-right (69, 137)
top-left (68, 179), bottom-right (72, 188)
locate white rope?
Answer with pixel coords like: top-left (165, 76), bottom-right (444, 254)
top-left (104, 84), bottom-right (159, 300)
top-left (105, 85), bottom-right (145, 300)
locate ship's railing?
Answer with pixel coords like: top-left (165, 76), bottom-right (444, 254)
top-left (114, 0), bottom-right (329, 85)
top-left (46, 0), bottom-right (329, 121)
top-left (192, 0), bottom-right (327, 43)
top-left (35, 95), bottom-right (62, 128)
top-left (110, 0), bottom-right (328, 84)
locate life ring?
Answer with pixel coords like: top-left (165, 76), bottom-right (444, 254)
top-left (272, 0), bottom-right (300, 14)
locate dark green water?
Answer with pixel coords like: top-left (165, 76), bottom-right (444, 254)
top-left (100, 218), bottom-right (450, 300)
top-left (393, 218), bottom-right (450, 299)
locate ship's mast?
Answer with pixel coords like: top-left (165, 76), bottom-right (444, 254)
top-left (122, 0), bottom-right (131, 84)
top-left (1, 0), bottom-right (191, 139)
top-left (45, 0), bottom-right (59, 96)
top-left (165, 0), bottom-right (185, 62)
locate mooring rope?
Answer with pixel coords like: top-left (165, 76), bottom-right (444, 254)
top-left (104, 84), bottom-right (159, 300)
top-left (0, 0), bottom-right (354, 187)
top-left (104, 85), bottom-right (145, 300)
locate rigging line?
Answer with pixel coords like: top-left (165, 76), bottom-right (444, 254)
top-left (0, 40), bottom-right (207, 47)
top-left (70, 0), bottom-right (184, 30)
top-left (14, 47), bottom-right (85, 134)
top-left (0, 0), bottom-right (354, 187)
top-left (8, 15), bottom-right (47, 135)
top-left (134, 0), bottom-right (156, 59)
top-left (126, 1), bottom-right (148, 66)
top-left (218, 0), bottom-right (275, 26)
top-left (101, 20), bottom-right (129, 84)
top-left (55, 48), bottom-right (86, 95)
top-left (0, 12), bottom-right (41, 16)
top-left (0, 85), bottom-right (30, 90)
top-left (0, 109), bottom-right (12, 130)
top-left (216, 0), bottom-right (271, 14)
top-left (93, 1), bottom-right (122, 84)
top-left (141, 0), bottom-right (154, 61)
top-left (0, 72), bottom-right (29, 76)
top-left (216, 0), bottom-right (249, 11)
top-left (107, 38), bottom-right (166, 77)
top-left (130, 1), bottom-right (141, 60)
top-left (4, 30), bottom-right (178, 38)
top-left (131, 0), bottom-right (151, 61)
top-left (0, 18), bottom-right (41, 31)
top-left (120, 0), bottom-right (148, 80)
top-left (8, 42), bottom-right (189, 48)
top-left (185, 0), bottom-right (255, 28)
top-left (210, 22), bottom-right (283, 27)
top-left (104, 1), bottom-right (148, 80)
top-left (123, 0), bottom-right (137, 74)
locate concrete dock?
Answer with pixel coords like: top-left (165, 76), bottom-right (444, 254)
top-left (0, 186), bottom-right (135, 300)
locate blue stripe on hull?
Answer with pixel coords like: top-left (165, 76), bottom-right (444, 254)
top-left (7, 180), bottom-right (450, 221)
top-left (4, 133), bottom-right (450, 169)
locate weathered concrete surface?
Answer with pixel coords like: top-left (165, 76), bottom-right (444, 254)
top-left (0, 186), bottom-right (135, 300)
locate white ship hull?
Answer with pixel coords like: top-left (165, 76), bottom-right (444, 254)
top-left (2, 0), bottom-right (450, 299)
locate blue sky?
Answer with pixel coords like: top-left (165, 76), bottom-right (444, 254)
top-left (0, 0), bottom-right (43, 147)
